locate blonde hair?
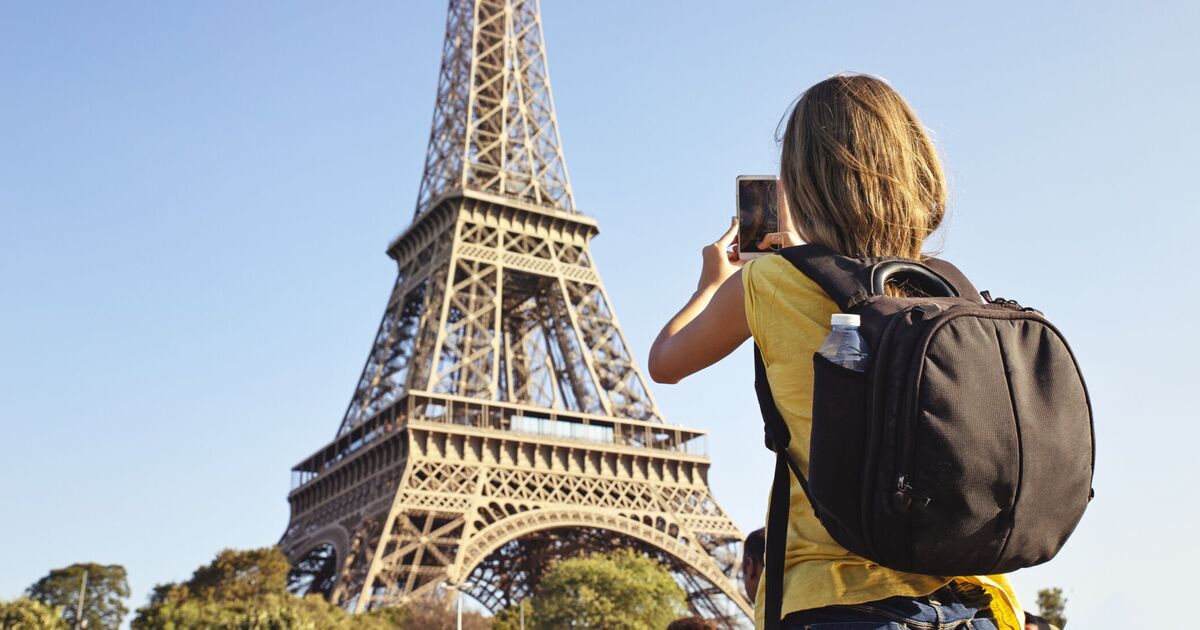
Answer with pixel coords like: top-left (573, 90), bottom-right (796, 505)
top-left (779, 74), bottom-right (946, 262)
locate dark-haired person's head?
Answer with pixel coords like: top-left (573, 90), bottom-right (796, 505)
top-left (1024, 611), bottom-right (1060, 630)
top-left (741, 527), bottom-right (765, 603)
top-left (666, 616), bottom-right (716, 630)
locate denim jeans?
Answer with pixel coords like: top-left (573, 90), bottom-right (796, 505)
top-left (780, 581), bottom-right (1000, 630)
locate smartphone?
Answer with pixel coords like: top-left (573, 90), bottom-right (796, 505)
top-left (736, 175), bottom-right (780, 260)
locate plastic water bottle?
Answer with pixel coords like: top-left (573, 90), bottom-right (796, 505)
top-left (819, 314), bottom-right (870, 371)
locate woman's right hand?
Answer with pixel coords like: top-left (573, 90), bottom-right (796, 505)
top-left (697, 217), bottom-right (742, 293)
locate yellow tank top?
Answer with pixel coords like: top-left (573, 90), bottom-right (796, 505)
top-left (742, 255), bottom-right (1024, 630)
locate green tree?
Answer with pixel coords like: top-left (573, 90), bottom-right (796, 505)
top-left (490, 603), bottom-right (525, 630)
top-left (182, 547), bottom-right (291, 603)
top-left (0, 597), bottom-right (69, 630)
top-left (134, 547), bottom-right (364, 630)
top-left (131, 546), bottom-right (453, 630)
top-left (1036, 587), bottom-right (1067, 628)
top-left (512, 549), bottom-right (687, 630)
top-left (26, 563), bottom-right (129, 630)
top-left (134, 592), bottom-right (402, 630)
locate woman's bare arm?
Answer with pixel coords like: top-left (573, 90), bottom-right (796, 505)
top-left (648, 272), bottom-right (750, 384)
top-left (648, 220), bottom-right (752, 384)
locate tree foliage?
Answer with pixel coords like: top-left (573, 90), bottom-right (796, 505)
top-left (1, 597), bottom-right (69, 630)
top-left (26, 562), bottom-right (129, 630)
top-left (131, 546), bottom-right (480, 630)
top-left (502, 549), bottom-right (687, 630)
top-left (134, 592), bottom-right (404, 630)
top-left (1036, 587), bottom-right (1067, 628)
top-left (133, 547), bottom-right (372, 630)
top-left (171, 547), bottom-right (292, 604)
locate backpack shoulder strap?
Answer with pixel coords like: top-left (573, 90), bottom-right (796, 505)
top-left (775, 244), bottom-right (875, 311)
top-left (754, 345), bottom-right (816, 630)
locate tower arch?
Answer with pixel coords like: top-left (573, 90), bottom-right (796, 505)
top-left (453, 510), bottom-right (747, 619)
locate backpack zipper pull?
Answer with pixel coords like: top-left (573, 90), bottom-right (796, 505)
top-left (983, 291), bottom-right (1043, 314)
top-left (896, 475), bottom-right (932, 508)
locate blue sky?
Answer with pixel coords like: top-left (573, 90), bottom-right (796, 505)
top-left (2, 2), bottom-right (1197, 627)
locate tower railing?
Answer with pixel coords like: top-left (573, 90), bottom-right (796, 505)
top-left (290, 390), bottom-right (709, 491)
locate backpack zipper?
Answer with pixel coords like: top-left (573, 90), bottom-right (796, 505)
top-left (896, 474), bottom-right (931, 508)
top-left (893, 309), bottom-right (937, 513)
top-left (862, 308), bottom-right (907, 558)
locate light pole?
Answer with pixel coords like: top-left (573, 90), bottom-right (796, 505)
top-left (440, 581), bottom-right (473, 630)
top-left (74, 570), bottom-right (88, 630)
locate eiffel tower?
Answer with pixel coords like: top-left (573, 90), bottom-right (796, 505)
top-left (281, 0), bottom-right (751, 624)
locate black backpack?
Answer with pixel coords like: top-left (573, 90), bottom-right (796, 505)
top-left (755, 245), bottom-right (1094, 629)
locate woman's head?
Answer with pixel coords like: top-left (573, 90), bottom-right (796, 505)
top-left (779, 74), bottom-right (946, 260)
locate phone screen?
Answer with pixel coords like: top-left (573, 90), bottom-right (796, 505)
top-left (737, 177), bottom-right (779, 257)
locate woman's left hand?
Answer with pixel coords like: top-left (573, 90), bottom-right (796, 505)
top-left (697, 217), bottom-right (741, 292)
top-left (757, 230), bottom-right (803, 249)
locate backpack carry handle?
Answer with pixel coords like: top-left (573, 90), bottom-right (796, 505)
top-left (870, 261), bottom-right (958, 298)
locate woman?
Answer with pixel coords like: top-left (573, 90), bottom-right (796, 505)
top-left (648, 74), bottom-right (1024, 630)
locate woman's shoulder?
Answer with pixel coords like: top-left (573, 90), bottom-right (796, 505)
top-left (743, 254), bottom-right (839, 347)
top-left (743, 254), bottom-right (830, 302)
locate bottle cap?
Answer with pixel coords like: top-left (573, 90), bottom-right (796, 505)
top-left (831, 313), bottom-right (861, 327)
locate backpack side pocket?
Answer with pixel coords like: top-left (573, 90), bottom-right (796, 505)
top-left (809, 352), bottom-right (870, 553)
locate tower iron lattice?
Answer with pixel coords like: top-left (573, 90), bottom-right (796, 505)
top-left (280, 0), bottom-right (751, 625)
